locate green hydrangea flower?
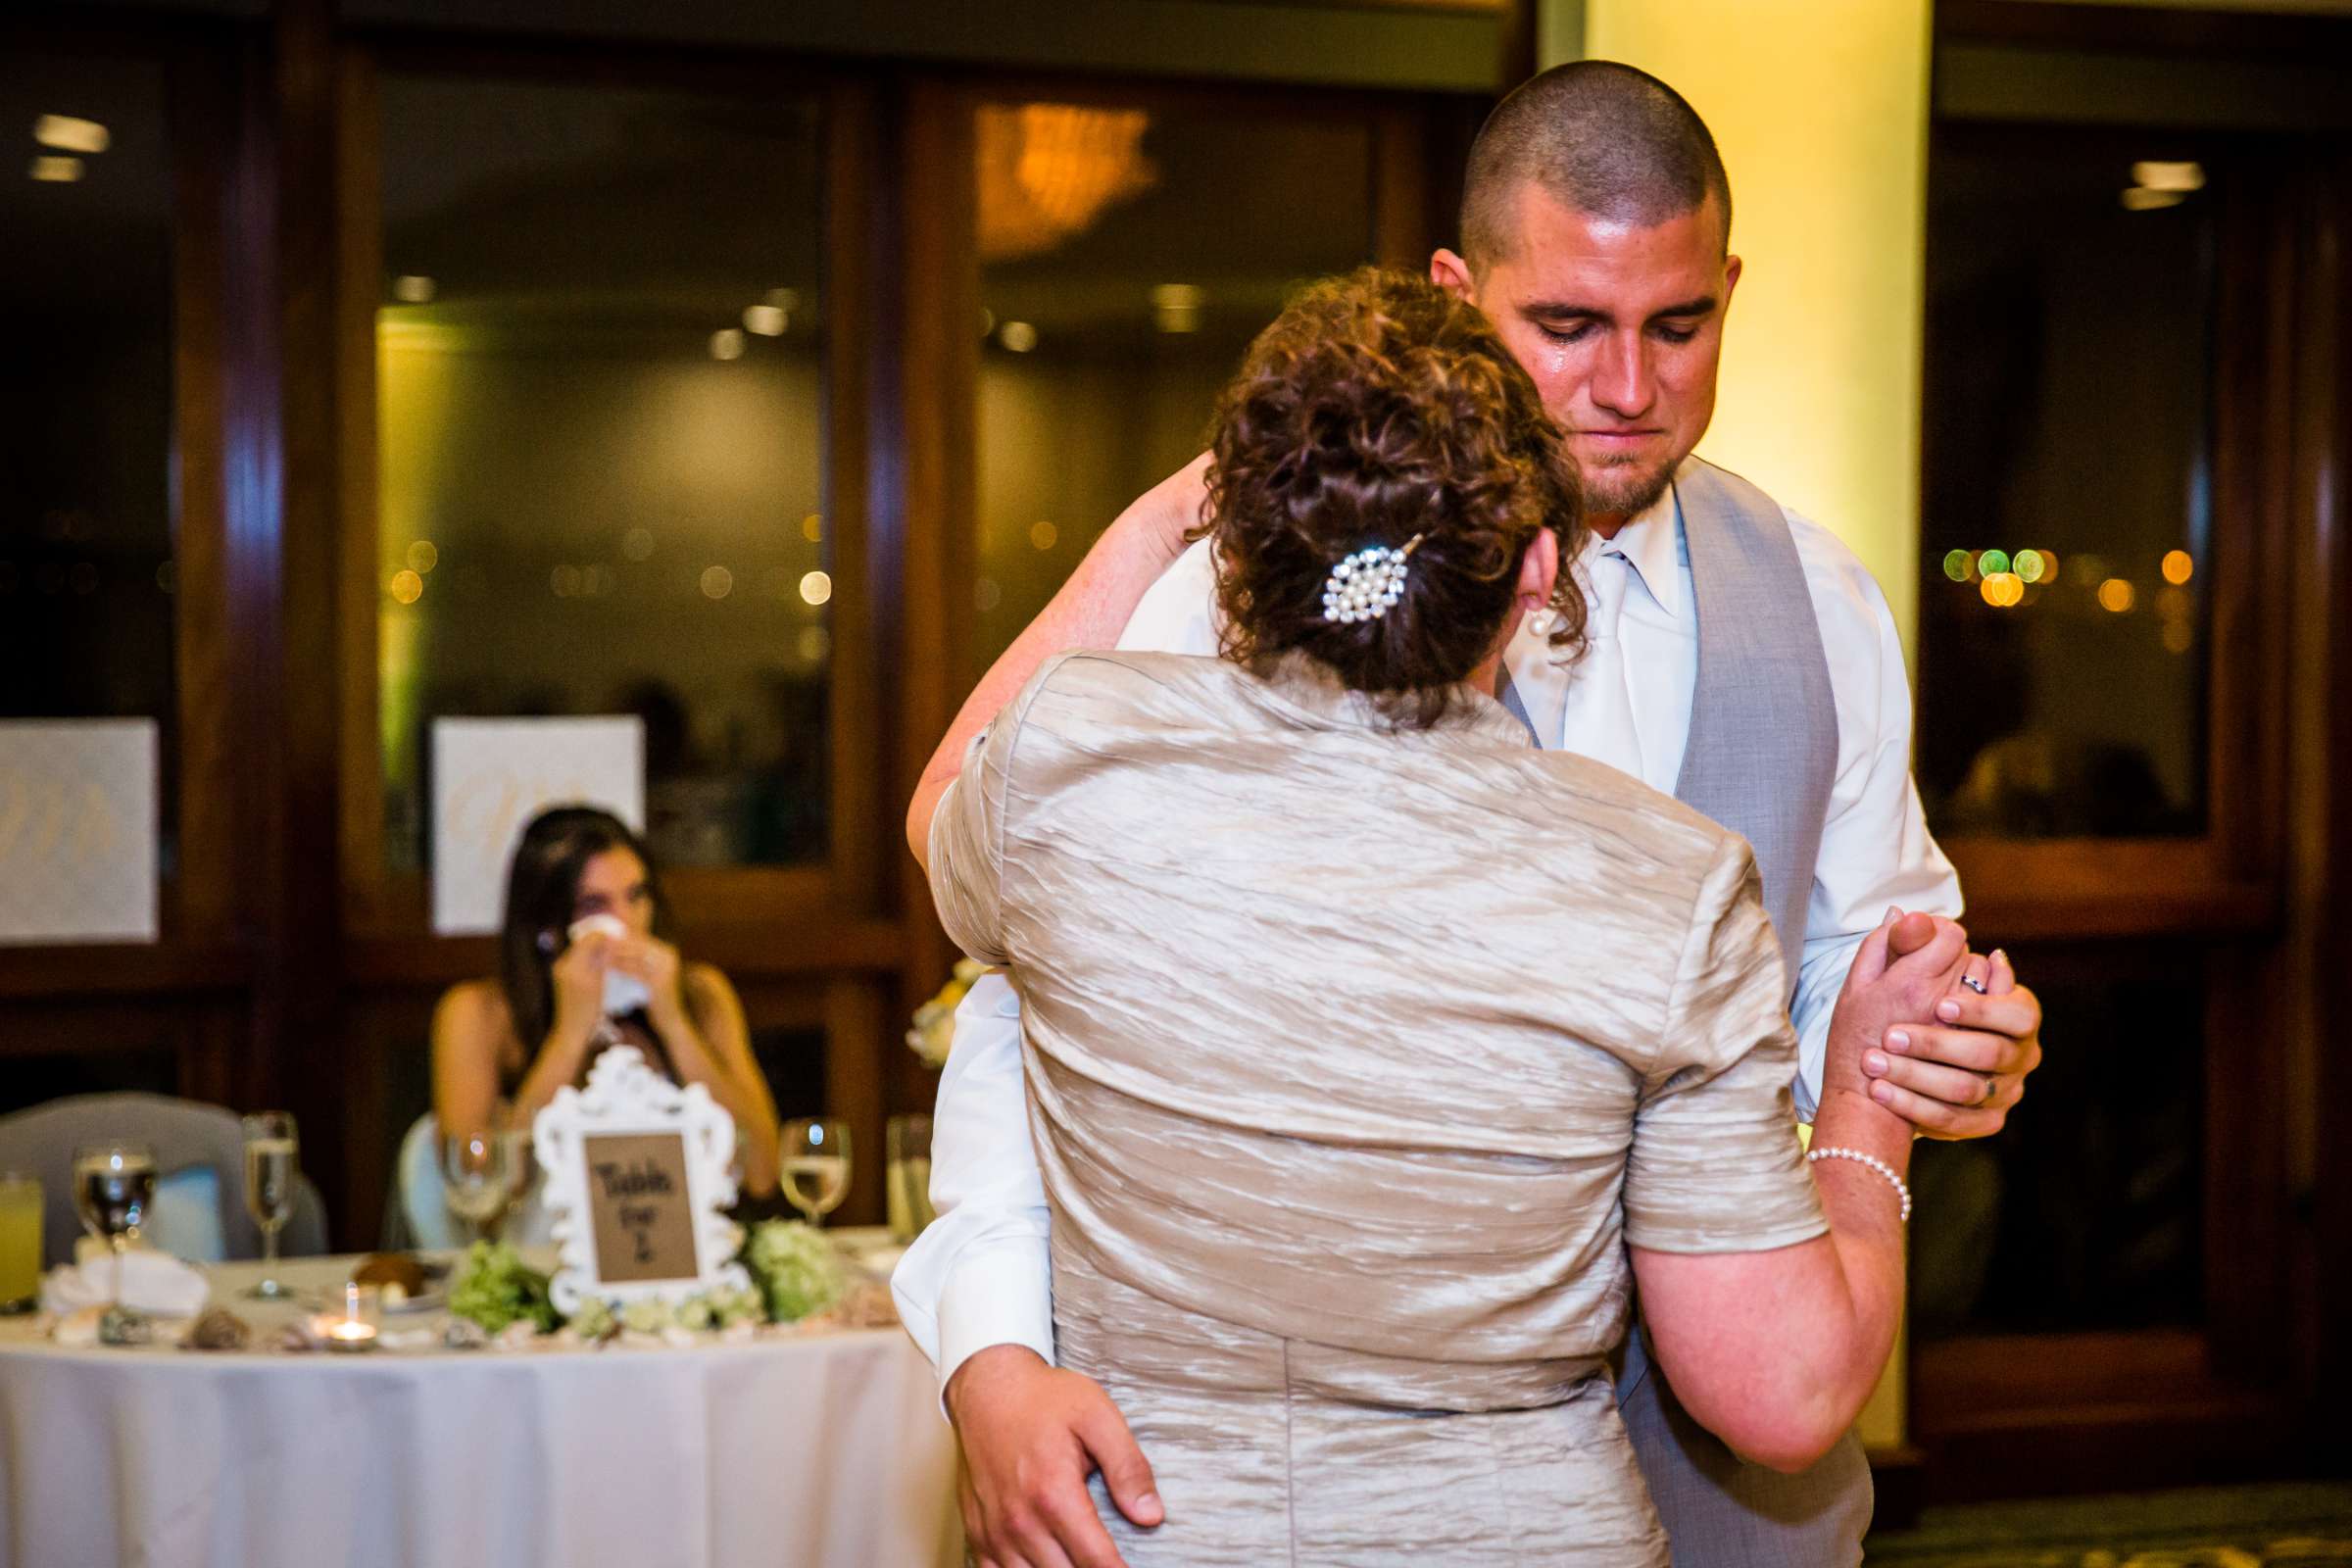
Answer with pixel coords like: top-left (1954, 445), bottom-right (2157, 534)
top-left (447, 1241), bottom-right (558, 1335)
top-left (743, 1220), bottom-right (849, 1322)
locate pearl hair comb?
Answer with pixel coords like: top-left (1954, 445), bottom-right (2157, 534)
top-left (1321, 534), bottom-right (1425, 624)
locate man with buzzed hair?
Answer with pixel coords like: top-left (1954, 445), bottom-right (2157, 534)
top-left (896, 59), bottom-right (2045, 1568)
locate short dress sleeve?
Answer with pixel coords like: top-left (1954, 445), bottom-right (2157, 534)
top-left (1623, 833), bottom-right (1831, 1255)
top-left (925, 655), bottom-right (1066, 966)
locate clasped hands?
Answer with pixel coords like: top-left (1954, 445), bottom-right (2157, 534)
top-left (1838, 908), bottom-right (2042, 1139)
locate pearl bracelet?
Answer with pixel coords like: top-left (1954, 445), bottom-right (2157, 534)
top-left (1806, 1146), bottom-right (1913, 1223)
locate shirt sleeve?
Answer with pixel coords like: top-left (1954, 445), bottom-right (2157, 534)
top-left (1625, 833), bottom-right (1830, 1254)
top-left (1788, 515), bottom-right (1965, 1119)
top-left (889, 972), bottom-right (1057, 1404)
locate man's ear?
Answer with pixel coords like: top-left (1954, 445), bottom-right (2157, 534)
top-left (1429, 248), bottom-right (1477, 305)
top-left (1721, 253), bottom-right (1743, 314)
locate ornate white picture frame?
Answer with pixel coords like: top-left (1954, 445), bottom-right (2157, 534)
top-left (534, 1044), bottom-right (751, 1314)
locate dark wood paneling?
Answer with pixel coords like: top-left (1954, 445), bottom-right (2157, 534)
top-left (1939, 838), bottom-right (2274, 944)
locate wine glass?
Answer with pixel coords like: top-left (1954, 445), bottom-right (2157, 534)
top-left (240, 1111), bottom-right (299, 1299)
top-left (442, 1129), bottom-right (514, 1244)
top-left (72, 1143), bottom-right (157, 1311)
top-left (781, 1118), bottom-right (851, 1229)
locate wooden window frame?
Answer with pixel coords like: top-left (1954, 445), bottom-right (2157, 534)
top-left (1908, 118), bottom-right (2330, 1500)
top-left (0, 24), bottom-right (252, 1009)
top-left (328, 43), bottom-right (902, 983)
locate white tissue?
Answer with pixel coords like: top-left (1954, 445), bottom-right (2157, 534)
top-left (41, 1250), bottom-right (211, 1318)
top-left (567, 913), bottom-right (652, 1016)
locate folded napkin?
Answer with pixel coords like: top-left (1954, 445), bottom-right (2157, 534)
top-left (41, 1249), bottom-right (211, 1318)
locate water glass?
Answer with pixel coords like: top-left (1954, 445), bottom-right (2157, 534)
top-left (0, 1173), bottom-right (41, 1312)
top-left (240, 1111), bottom-right (299, 1299)
top-left (886, 1114), bottom-right (935, 1244)
top-left (443, 1130), bottom-right (515, 1243)
top-left (781, 1118), bottom-right (851, 1228)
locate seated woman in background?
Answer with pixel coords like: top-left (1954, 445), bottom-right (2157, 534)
top-left (432, 806), bottom-right (782, 1197)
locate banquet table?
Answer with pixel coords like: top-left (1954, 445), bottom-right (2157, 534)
top-left (0, 1249), bottom-right (961, 1568)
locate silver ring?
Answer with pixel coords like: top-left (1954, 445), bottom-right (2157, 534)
top-left (1961, 973), bottom-right (1988, 994)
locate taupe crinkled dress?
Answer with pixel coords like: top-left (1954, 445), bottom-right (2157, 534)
top-left (929, 650), bottom-right (1827, 1567)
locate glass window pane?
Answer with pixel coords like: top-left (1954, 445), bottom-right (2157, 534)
top-left (1910, 940), bottom-right (2205, 1339)
top-left (1917, 129), bottom-right (2215, 839)
top-left (972, 101), bottom-right (1376, 668)
top-left (376, 78), bottom-right (829, 871)
top-left (0, 52), bottom-right (176, 866)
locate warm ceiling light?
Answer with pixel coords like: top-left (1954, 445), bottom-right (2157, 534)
top-left (28, 156), bottom-right (82, 183)
top-left (33, 116), bottom-right (109, 155)
top-left (742, 304), bottom-right (787, 336)
top-left (799, 570), bottom-right (833, 607)
top-left (2132, 161), bottom-right (2204, 193)
top-left (2162, 549), bottom-right (2194, 585)
top-left (2097, 578), bottom-right (2136, 613)
top-left (977, 103), bottom-right (1157, 263)
top-left (709, 328), bottom-right (746, 362)
top-left (2121, 187), bottom-right (2184, 212)
top-left (392, 274), bottom-right (436, 303)
top-left (999, 320), bottom-right (1038, 353)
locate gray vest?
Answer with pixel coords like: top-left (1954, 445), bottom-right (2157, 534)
top-left (1669, 458), bottom-right (1839, 999)
top-left (1503, 457), bottom-right (1838, 998)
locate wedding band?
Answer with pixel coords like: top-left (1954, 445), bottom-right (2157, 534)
top-left (1961, 973), bottom-right (1988, 994)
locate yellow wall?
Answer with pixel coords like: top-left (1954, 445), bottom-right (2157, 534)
top-left (1556, 0), bottom-right (1934, 657)
top-left (1554, 1), bottom-right (1932, 1452)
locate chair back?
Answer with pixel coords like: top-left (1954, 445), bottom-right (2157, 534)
top-left (0, 1094), bottom-right (329, 1267)
top-left (392, 1111), bottom-right (554, 1252)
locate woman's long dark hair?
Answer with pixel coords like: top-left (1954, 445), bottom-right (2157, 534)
top-left (498, 806), bottom-right (670, 1054)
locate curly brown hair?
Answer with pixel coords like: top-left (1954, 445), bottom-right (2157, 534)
top-left (1198, 267), bottom-right (1587, 728)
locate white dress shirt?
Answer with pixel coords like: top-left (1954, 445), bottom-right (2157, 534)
top-left (891, 474), bottom-right (1963, 1396)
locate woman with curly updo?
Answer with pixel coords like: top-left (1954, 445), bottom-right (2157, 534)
top-left (906, 270), bottom-right (1925, 1564)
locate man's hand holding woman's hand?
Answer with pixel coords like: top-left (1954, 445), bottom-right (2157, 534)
top-left (947, 1345), bottom-right (1160, 1568)
top-left (1827, 909), bottom-right (2043, 1140)
top-left (1857, 916), bottom-right (2042, 1139)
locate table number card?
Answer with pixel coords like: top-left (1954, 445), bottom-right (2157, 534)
top-left (429, 717), bottom-right (644, 936)
top-left (535, 1044), bottom-right (751, 1313)
top-left (581, 1132), bottom-right (698, 1283)
top-left (0, 719), bottom-right (158, 945)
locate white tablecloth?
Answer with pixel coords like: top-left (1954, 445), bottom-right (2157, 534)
top-left (0, 1253), bottom-right (960, 1568)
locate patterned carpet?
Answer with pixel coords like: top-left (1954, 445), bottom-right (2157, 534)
top-left (1865, 1483), bottom-right (2352, 1566)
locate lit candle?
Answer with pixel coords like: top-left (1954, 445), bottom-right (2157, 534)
top-left (323, 1281), bottom-right (379, 1352)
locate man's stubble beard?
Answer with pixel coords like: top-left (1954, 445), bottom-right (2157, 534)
top-left (1576, 453), bottom-right (1680, 521)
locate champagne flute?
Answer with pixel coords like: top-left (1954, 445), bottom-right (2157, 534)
top-left (72, 1143), bottom-right (157, 1312)
top-left (781, 1119), bottom-right (851, 1229)
top-left (886, 1113), bottom-right (934, 1244)
top-left (442, 1130), bottom-right (514, 1244)
top-left (240, 1111), bottom-right (299, 1299)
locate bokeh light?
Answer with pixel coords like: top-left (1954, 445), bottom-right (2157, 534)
top-left (799, 569), bottom-right (832, 607)
top-left (1978, 549), bottom-right (2011, 577)
top-left (388, 568), bottom-right (424, 605)
top-left (2097, 578), bottom-right (2135, 613)
top-left (2162, 550), bottom-right (2194, 585)
top-left (1942, 549), bottom-right (1973, 583)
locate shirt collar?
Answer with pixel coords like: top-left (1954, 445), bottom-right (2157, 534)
top-left (1581, 484), bottom-right (1686, 623)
